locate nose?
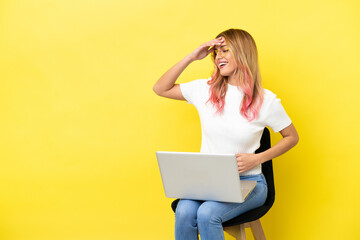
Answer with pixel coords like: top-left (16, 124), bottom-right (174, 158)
top-left (215, 51), bottom-right (222, 59)
top-left (215, 51), bottom-right (224, 59)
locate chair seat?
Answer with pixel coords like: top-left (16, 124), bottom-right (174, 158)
top-left (222, 205), bottom-right (271, 227)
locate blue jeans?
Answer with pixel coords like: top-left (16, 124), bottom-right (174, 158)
top-left (175, 173), bottom-right (268, 240)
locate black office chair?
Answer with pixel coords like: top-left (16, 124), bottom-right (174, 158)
top-left (171, 127), bottom-right (274, 240)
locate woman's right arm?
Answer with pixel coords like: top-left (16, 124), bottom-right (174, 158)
top-left (153, 37), bottom-right (225, 100)
top-left (152, 55), bottom-right (194, 100)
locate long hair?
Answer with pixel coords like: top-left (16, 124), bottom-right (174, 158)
top-left (206, 29), bottom-right (264, 121)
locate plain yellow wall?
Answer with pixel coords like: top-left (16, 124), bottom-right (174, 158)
top-left (0, 0), bottom-right (359, 239)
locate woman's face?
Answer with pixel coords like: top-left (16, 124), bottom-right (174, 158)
top-left (214, 40), bottom-right (237, 77)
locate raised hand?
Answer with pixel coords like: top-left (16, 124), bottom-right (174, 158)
top-left (188, 37), bottom-right (225, 61)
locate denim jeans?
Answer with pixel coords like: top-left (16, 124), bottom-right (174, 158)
top-left (174, 173), bottom-right (268, 240)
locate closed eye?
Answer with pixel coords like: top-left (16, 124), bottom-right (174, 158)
top-left (215, 49), bottom-right (229, 54)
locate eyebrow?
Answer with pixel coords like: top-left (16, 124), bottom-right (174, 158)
top-left (215, 45), bottom-right (228, 49)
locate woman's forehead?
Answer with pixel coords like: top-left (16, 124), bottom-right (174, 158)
top-left (215, 44), bottom-right (228, 50)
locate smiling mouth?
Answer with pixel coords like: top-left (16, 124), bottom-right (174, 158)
top-left (219, 63), bottom-right (227, 69)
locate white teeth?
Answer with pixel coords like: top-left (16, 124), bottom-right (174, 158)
top-left (219, 63), bottom-right (227, 66)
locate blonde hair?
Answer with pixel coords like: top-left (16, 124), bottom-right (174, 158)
top-left (207, 29), bottom-right (264, 121)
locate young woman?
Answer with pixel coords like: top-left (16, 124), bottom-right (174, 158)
top-left (153, 28), bottom-right (299, 240)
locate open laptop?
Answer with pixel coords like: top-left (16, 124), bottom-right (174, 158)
top-left (156, 151), bottom-right (257, 203)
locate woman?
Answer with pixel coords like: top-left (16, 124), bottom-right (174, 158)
top-left (153, 28), bottom-right (299, 240)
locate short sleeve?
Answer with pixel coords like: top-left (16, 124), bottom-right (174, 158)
top-left (179, 79), bottom-right (204, 105)
top-left (262, 90), bottom-right (292, 132)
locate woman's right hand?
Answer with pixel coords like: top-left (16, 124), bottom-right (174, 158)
top-left (153, 37), bottom-right (225, 100)
top-left (188, 37), bottom-right (225, 61)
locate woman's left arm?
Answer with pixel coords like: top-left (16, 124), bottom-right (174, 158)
top-left (256, 123), bottom-right (299, 163)
top-left (236, 123), bottom-right (299, 173)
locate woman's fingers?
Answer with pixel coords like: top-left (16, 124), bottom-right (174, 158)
top-left (190, 37), bottom-right (225, 60)
top-left (202, 37), bottom-right (224, 47)
top-left (208, 37), bottom-right (225, 47)
top-left (203, 38), bottom-right (224, 54)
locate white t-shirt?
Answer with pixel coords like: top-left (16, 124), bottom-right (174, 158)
top-left (180, 78), bottom-right (292, 176)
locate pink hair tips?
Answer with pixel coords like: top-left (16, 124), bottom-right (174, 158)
top-left (206, 65), bottom-right (263, 121)
top-left (206, 70), bottom-right (225, 115)
top-left (240, 65), bottom-right (255, 120)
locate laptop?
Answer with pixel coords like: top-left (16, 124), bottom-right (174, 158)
top-left (156, 151), bottom-right (257, 203)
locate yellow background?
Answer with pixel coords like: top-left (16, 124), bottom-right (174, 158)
top-left (0, 0), bottom-right (359, 239)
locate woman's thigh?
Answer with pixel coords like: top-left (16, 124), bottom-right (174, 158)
top-left (197, 174), bottom-right (268, 223)
top-left (175, 199), bottom-right (203, 221)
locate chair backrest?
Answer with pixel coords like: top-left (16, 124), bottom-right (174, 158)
top-left (255, 128), bottom-right (275, 207)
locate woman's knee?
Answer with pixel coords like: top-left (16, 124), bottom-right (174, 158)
top-left (175, 200), bottom-right (199, 224)
top-left (197, 203), bottom-right (221, 226)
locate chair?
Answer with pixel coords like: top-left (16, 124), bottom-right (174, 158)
top-left (171, 127), bottom-right (274, 240)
